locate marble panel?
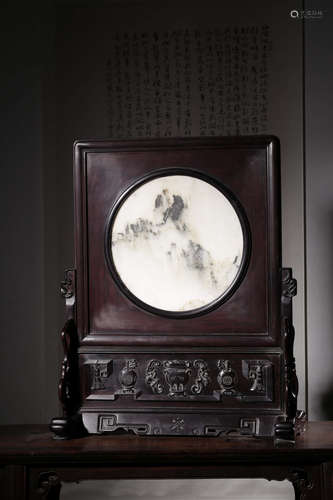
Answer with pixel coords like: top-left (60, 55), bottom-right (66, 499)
top-left (111, 175), bottom-right (244, 312)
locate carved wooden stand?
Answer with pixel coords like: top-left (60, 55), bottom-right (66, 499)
top-left (51, 268), bottom-right (304, 442)
top-left (50, 138), bottom-right (305, 443)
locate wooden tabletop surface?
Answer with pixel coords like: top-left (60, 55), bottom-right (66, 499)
top-left (0, 422), bottom-right (333, 467)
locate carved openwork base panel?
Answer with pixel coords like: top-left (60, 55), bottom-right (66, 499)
top-left (51, 138), bottom-right (301, 441)
top-left (83, 411), bottom-right (282, 437)
top-left (81, 353), bottom-right (278, 405)
top-left (80, 351), bottom-right (282, 437)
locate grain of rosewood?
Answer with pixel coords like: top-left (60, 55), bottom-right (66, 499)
top-left (55, 136), bottom-right (298, 439)
top-left (0, 423), bottom-right (333, 499)
top-left (74, 136), bottom-right (280, 346)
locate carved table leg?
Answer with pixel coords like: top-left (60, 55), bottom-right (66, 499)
top-left (37, 472), bottom-right (61, 500)
top-left (288, 468), bottom-right (323, 500)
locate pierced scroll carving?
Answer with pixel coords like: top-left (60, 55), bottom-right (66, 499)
top-left (56, 270), bottom-right (79, 418)
top-left (49, 318), bottom-right (84, 438)
top-left (60, 269), bottom-right (74, 299)
top-left (58, 319), bottom-right (80, 418)
top-left (60, 269), bottom-right (76, 323)
top-left (284, 318), bottom-right (298, 417)
top-left (50, 269), bottom-right (85, 439)
top-left (241, 360), bottom-right (273, 397)
top-left (143, 357), bottom-right (273, 402)
top-left (282, 269), bottom-right (297, 300)
top-left (119, 359), bottom-right (138, 393)
top-left (146, 360), bottom-right (164, 394)
top-left (217, 360), bottom-right (238, 395)
top-left (91, 360), bottom-right (112, 391)
top-left (249, 363), bottom-right (265, 392)
top-left (164, 360), bottom-right (191, 397)
top-left (191, 359), bottom-right (210, 394)
top-left (145, 359), bottom-right (211, 398)
top-left (275, 268), bottom-right (301, 442)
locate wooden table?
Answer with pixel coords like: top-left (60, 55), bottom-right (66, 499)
top-left (1, 422), bottom-right (333, 499)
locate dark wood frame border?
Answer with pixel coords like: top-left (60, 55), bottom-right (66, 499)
top-left (104, 167), bottom-right (251, 319)
top-left (73, 136), bottom-right (281, 347)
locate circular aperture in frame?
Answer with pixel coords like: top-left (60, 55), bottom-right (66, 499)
top-left (105, 170), bottom-right (250, 318)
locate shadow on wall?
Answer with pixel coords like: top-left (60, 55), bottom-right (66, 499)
top-left (317, 211), bottom-right (333, 420)
top-left (320, 386), bottom-right (333, 420)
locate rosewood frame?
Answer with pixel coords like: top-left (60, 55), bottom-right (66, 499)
top-left (73, 136), bottom-right (280, 347)
top-left (104, 166), bottom-right (251, 319)
top-left (50, 136), bottom-right (301, 441)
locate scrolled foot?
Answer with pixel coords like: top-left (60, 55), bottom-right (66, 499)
top-left (274, 421), bottom-right (295, 443)
top-left (50, 414), bottom-right (87, 440)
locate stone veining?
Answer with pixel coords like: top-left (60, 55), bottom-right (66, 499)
top-left (111, 175), bottom-right (244, 312)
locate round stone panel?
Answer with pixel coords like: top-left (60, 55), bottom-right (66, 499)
top-left (110, 174), bottom-right (245, 314)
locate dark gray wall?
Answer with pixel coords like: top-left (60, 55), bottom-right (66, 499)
top-left (1, 6), bottom-right (46, 424)
top-left (305, 0), bottom-right (333, 419)
top-left (0, 4), bottom-right (60, 424)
